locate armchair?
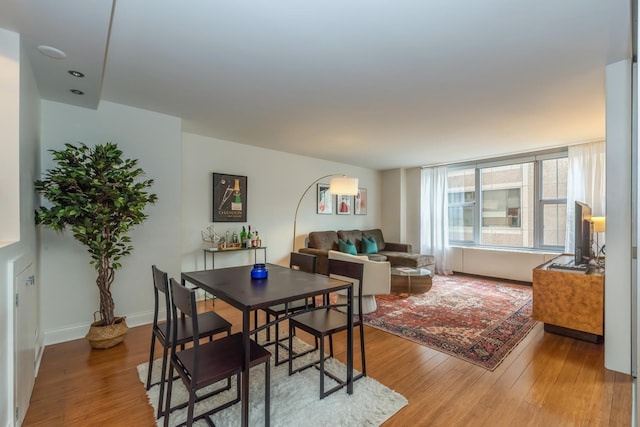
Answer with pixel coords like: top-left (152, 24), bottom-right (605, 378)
top-left (328, 250), bottom-right (390, 314)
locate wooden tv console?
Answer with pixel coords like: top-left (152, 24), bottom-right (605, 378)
top-left (532, 254), bottom-right (604, 342)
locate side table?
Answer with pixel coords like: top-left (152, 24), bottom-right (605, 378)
top-left (390, 267), bottom-right (433, 294)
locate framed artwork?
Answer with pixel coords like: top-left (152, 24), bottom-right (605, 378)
top-left (355, 188), bottom-right (368, 215)
top-left (212, 173), bottom-right (247, 222)
top-left (337, 194), bottom-right (352, 215)
top-left (317, 183), bottom-right (333, 214)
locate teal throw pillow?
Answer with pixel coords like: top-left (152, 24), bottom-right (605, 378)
top-left (338, 238), bottom-right (358, 255)
top-left (361, 235), bottom-right (378, 254)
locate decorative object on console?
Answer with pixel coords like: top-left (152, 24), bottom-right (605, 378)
top-left (212, 172), bottom-right (247, 222)
top-left (200, 224), bottom-right (220, 247)
top-left (355, 188), bottom-right (367, 215)
top-left (292, 174), bottom-right (359, 251)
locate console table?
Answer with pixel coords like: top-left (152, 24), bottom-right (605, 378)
top-left (203, 246), bottom-right (267, 270)
top-left (532, 254), bottom-right (604, 342)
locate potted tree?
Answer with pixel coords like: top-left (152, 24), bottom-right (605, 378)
top-left (35, 142), bottom-right (157, 349)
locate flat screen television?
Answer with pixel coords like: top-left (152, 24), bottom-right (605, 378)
top-left (574, 201), bottom-right (592, 266)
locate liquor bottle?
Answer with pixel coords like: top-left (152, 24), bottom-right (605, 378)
top-left (240, 226), bottom-right (246, 248)
top-left (231, 179), bottom-right (242, 211)
top-left (255, 230), bottom-right (262, 247)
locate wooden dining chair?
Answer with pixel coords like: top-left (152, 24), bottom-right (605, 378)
top-left (287, 258), bottom-right (366, 399)
top-left (146, 265), bottom-right (232, 419)
top-left (289, 251), bottom-right (317, 274)
top-left (252, 253), bottom-right (317, 365)
top-left (164, 278), bottom-right (271, 427)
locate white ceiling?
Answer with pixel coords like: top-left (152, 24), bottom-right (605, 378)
top-left (0, 0), bottom-right (631, 170)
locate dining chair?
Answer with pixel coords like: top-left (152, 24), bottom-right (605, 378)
top-left (287, 258), bottom-right (366, 399)
top-left (164, 278), bottom-right (272, 427)
top-left (146, 265), bottom-right (232, 419)
top-left (255, 252), bottom-right (317, 365)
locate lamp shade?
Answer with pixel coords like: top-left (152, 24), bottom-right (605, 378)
top-left (592, 216), bottom-right (606, 233)
top-left (329, 176), bottom-right (358, 195)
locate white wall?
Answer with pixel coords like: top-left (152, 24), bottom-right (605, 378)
top-left (380, 167), bottom-right (421, 251)
top-left (605, 59), bottom-right (632, 374)
top-left (181, 132), bottom-right (381, 272)
top-left (0, 29), bottom-right (20, 427)
top-left (0, 29), bottom-right (41, 427)
top-left (0, 28), bottom-right (20, 245)
top-left (39, 100), bottom-right (182, 344)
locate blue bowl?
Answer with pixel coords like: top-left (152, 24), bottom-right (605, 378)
top-left (251, 264), bottom-right (268, 279)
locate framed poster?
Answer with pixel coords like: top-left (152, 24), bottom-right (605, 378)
top-left (355, 188), bottom-right (367, 215)
top-left (212, 173), bottom-right (247, 222)
top-left (337, 194), bottom-right (352, 215)
top-left (317, 183), bottom-right (333, 214)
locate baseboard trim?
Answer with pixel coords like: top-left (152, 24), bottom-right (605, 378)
top-left (543, 323), bottom-right (603, 343)
top-left (43, 309), bottom-right (162, 346)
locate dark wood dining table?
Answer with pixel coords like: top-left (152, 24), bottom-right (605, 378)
top-left (181, 263), bottom-right (354, 427)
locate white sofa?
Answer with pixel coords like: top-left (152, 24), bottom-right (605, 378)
top-left (328, 250), bottom-right (391, 314)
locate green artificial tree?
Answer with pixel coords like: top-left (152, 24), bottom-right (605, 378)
top-left (35, 142), bottom-right (157, 328)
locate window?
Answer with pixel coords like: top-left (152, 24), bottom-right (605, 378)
top-left (539, 157), bottom-right (568, 247)
top-left (482, 188), bottom-right (521, 228)
top-left (447, 168), bottom-right (475, 242)
top-left (446, 150), bottom-right (567, 250)
top-left (480, 163), bottom-right (533, 247)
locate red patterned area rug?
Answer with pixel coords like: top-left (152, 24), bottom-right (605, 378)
top-left (363, 274), bottom-right (536, 371)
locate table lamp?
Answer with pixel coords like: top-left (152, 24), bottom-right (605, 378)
top-left (591, 216), bottom-right (605, 259)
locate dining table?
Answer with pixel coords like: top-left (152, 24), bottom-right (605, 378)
top-left (181, 263), bottom-right (354, 427)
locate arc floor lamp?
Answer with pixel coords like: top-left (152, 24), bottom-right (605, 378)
top-left (292, 174), bottom-right (358, 252)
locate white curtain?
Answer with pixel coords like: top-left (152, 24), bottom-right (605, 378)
top-left (564, 141), bottom-right (606, 253)
top-left (420, 166), bottom-right (452, 275)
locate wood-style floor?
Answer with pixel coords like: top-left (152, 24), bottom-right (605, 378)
top-left (23, 298), bottom-right (632, 427)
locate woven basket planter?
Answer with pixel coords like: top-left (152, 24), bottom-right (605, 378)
top-left (85, 316), bottom-right (129, 349)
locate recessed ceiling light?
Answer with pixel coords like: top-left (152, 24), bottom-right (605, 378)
top-left (70, 89), bottom-right (84, 95)
top-left (37, 45), bottom-right (66, 59)
top-left (68, 70), bottom-right (85, 78)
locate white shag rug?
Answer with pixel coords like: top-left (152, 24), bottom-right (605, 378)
top-left (137, 336), bottom-right (408, 426)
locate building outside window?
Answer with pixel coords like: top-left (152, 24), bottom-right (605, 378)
top-left (482, 188), bottom-right (521, 228)
top-left (446, 150), bottom-right (567, 250)
top-left (448, 167), bottom-right (475, 242)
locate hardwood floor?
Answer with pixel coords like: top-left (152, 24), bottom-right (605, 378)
top-left (23, 299), bottom-right (632, 426)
